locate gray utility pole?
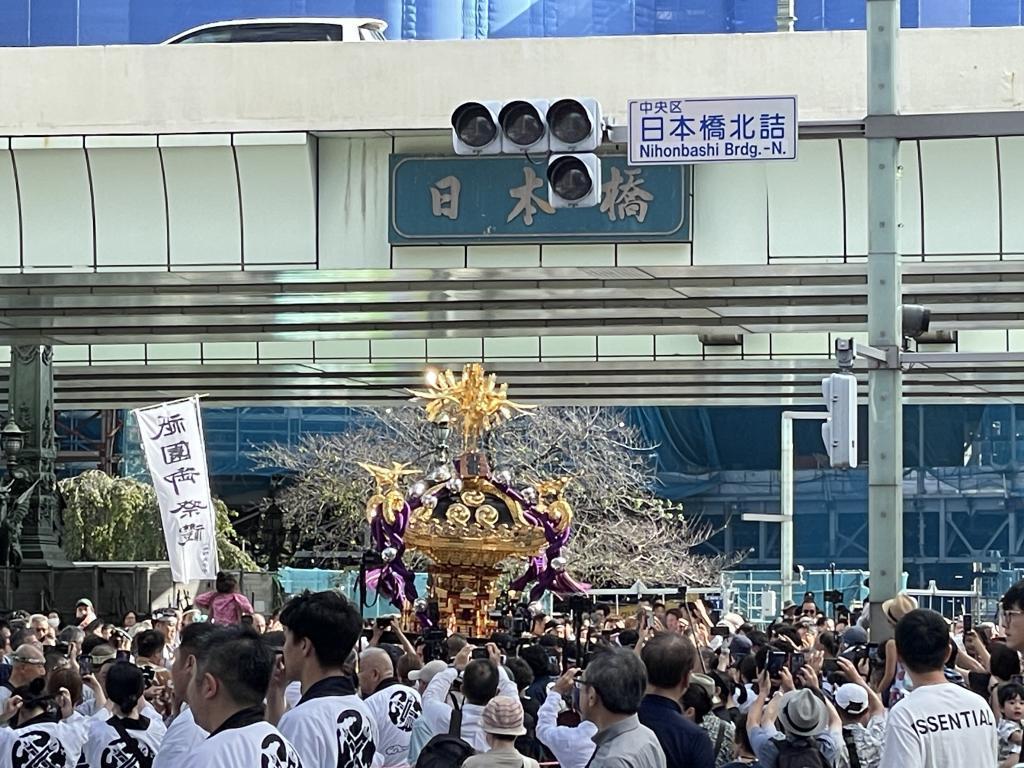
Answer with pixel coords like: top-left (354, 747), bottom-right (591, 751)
top-left (867, 0), bottom-right (903, 641)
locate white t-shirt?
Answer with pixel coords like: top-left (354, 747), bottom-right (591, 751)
top-left (152, 707), bottom-right (207, 768)
top-left (0, 713), bottom-right (90, 768)
top-left (363, 683), bottom-right (422, 768)
top-left (190, 714), bottom-right (301, 768)
top-left (277, 677), bottom-right (380, 768)
top-left (284, 682), bottom-right (302, 710)
top-left (83, 714), bottom-right (166, 768)
top-left (879, 682), bottom-right (998, 768)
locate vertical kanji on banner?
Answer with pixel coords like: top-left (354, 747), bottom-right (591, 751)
top-left (132, 396), bottom-right (219, 583)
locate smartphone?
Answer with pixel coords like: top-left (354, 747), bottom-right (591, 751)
top-left (822, 658), bottom-right (840, 675)
top-left (78, 657), bottom-right (92, 677)
top-left (867, 643), bottom-right (880, 664)
top-left (790, 652), bottom-right (806, 674)
top-left (376, 617), bottom-right (392, 629)
top-left (768, 651), bottom-right (787, 678)
top-left (471, 647), bottom-right (489, 660)
top-left (711, 626), bottom-right (731, 638)
top-left (963, 614), bottom-right (973, 634)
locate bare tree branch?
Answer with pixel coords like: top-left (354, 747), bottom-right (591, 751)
top-left (253, 406), bottom-right (743, 586)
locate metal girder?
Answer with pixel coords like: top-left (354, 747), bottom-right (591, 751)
top-left (866, 111), bottom-right (1024, 139)
top-left (3, 262), bottom-right (1024, 345)
top-left (0, 358), bottom-right (1022, 407)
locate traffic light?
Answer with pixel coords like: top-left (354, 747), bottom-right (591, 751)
top-left (547, 98), bottom-right (601, 152)
top-left (498, 100), bottom-right (549, 154)
top-left (547, 154), bottom-right (601, 208)
top-left (450, 97), bottom-right (604, 208)
top-left (821, 373), bottom-right (858, 469)
top-left (546, 98), bottom-right (601, 208)
top-left (451, 101), bottom-right (502, 155)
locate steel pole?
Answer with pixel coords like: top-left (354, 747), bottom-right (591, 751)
top-left (781, 414), bottom-right (794, 607)
top-left (867, 0), bottom-right (903, 642)
top-left (780, 412), bottom-right (828, 608)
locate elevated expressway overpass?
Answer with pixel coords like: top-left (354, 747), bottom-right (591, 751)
top-left (2, 28), bottom-right (1024, 407)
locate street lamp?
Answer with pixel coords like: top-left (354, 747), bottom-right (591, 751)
top-left (1, 419), bottom-right (23, 471)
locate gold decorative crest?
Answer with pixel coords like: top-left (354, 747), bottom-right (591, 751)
top-left (534, 476), bottom-right (574, 534)
top-left (408, 364), bottom-right (535, 451)
top-left (358, 461), bottom-right (420, 491)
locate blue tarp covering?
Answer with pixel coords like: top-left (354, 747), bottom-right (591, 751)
top-left (1, 0), bottom-right (1020, 46)
top-left (277, 566), bottom-right (429, 615)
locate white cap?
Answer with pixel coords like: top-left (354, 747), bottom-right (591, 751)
top-left (408, 659), bottom-right (447, 684)
top-left (720, 612), bottom-right (744, 631)
top-left (834, 683), bottom-right (869, 715)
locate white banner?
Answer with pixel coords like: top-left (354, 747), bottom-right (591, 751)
top-left (132, 396), bottom-right (219, 583)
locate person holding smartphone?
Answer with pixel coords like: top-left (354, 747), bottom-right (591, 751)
top-left (833, 656), bottom-right (886, 768)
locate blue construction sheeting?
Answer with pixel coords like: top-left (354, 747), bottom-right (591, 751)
top-left (1, 0), bottom-right (1021, 46)
top-left (277, 566), bottom-right (429, 615)
top-left (108, 402), bottom-right (1024, 589)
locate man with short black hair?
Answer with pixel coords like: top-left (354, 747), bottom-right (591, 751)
top-left (154, 621), bottom-right (218, 768)
top-left (134, 629), bottom-right (166, 668)
top-left (578, 647), bottom-right (665, 768)
top-left (271, 590), bottom-right (378, 768)
top-left (410, 643), bottom-right (518, 761)
top-left (638, 633), bottom-right (713, 768)
top-left (879, 608), bottom-right (998, 768)
top-left (1001, 579), bottom-right (1024, 652)
top-left (187, 625), bottom-right (302, 767)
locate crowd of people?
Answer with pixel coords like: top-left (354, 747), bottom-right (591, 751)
top-left (1, 571), bottom-right (1023, 768)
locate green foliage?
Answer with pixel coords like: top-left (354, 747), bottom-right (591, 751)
top-left (58, 470), bottom-right (258, 571)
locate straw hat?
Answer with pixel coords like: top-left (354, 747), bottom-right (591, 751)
top-left (881, 593), bottom-right (918, 626)
top-left (480, 696), bottom-right (527, 737)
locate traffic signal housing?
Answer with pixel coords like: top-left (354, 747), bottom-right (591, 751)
top-left (451, 101), bottom-right (502, 155)
top-left (547, 98), bottom-right (602, 153)
top-left (450, 97), bottom-right (604, 208)
top-left (498, 100), bottom-right (549, 154)
top-left (547, 154), bottom-right (601, 209)
top-left (821, 373), bottom-right (858, 469)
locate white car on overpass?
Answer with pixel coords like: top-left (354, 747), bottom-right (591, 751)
top-left (162, 17), bottom-right (387, 44)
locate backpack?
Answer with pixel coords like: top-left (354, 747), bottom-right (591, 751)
top-left (775, 737), bottom-right (826, 768)
top-left (414, 700), bottom-right (475, 768)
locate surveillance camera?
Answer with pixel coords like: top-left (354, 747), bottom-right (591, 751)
top-left (900, 304), bottom-right (931, 340)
